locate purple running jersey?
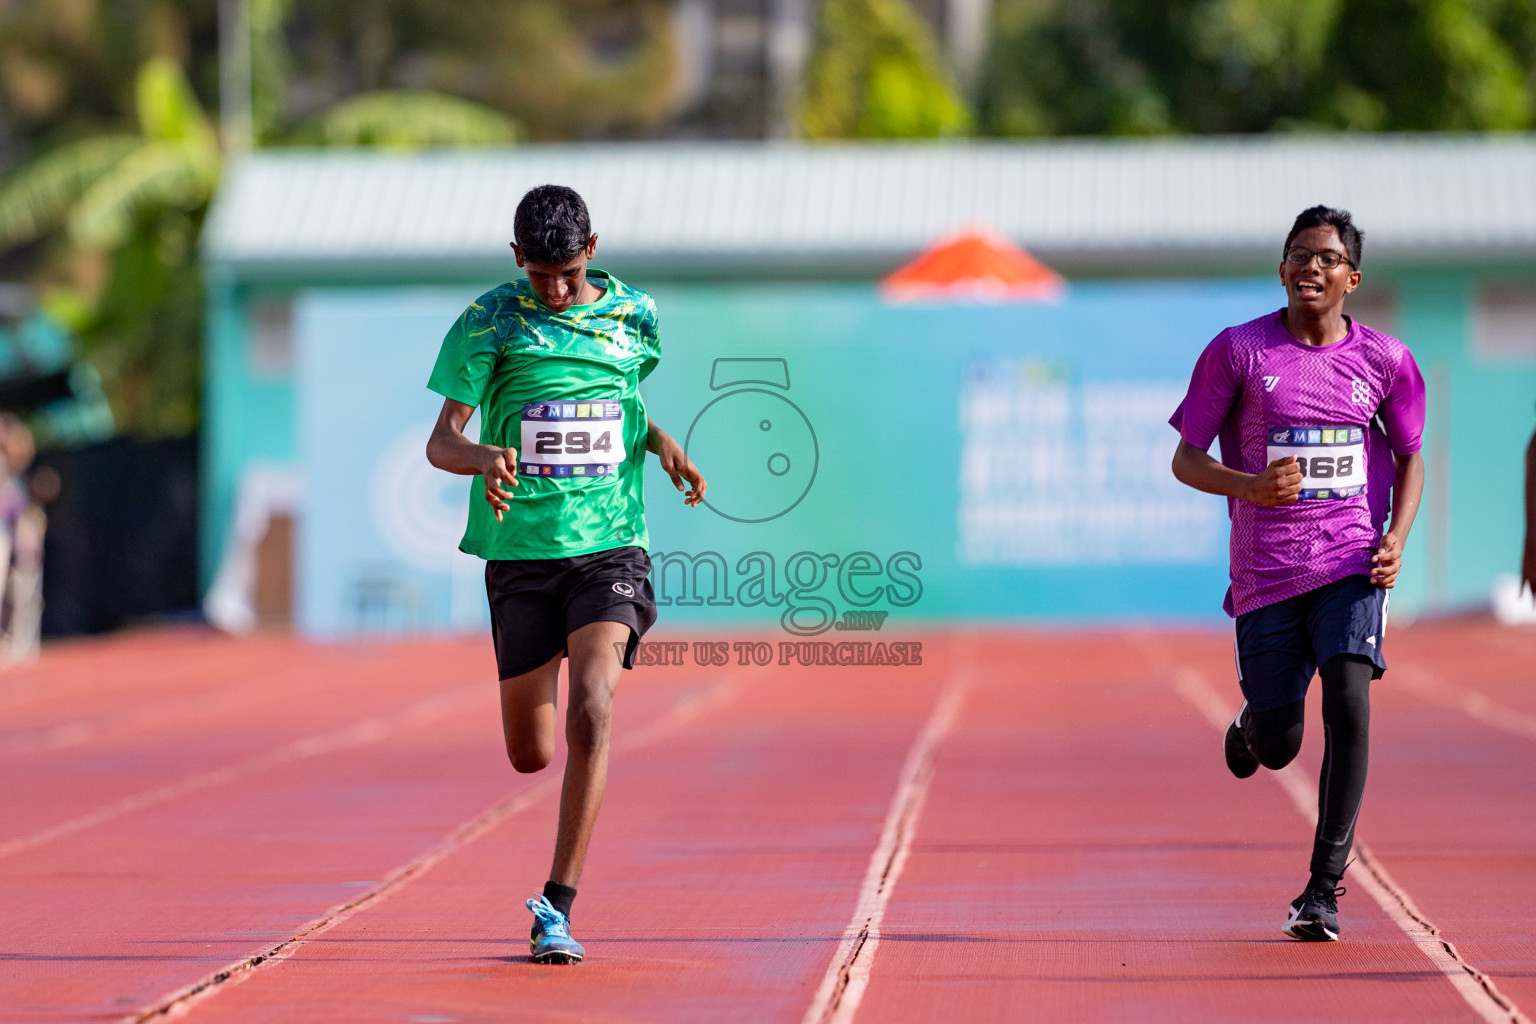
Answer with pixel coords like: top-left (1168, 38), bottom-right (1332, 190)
top-left (1170, 310), bottom-right (1426, 617)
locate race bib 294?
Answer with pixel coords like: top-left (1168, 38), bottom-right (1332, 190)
top-left (519, 400), bottom-right (626, 478)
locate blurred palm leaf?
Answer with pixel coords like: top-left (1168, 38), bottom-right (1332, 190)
top-left (69, 139), bottom-right (217, 250)
top-left (136, 57), bottom-right (218, 146)
top-left (800, 0), bottom-right (971, 139)
top-left (312, 90), bottom-right (519, 149)
top-left (63, 60), bottom-right (221, 252)
top-left (0, 59), bottom-right (218, 255)
top-left (0, 135), bottom-right (140, 250)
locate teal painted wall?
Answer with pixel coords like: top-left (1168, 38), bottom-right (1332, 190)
top-left (1393, 270), bottom-right (1536, 613)
top-left (202, 271), bottom-right (1536, 624)
top-left (201, 276), bottom-right (301, 590)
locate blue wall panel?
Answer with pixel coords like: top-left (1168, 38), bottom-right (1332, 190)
top-left (291, 280), bottom-right (1293, 637)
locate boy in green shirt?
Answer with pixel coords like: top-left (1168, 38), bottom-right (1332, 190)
top-left (426, 185), bottom-right (706, 963)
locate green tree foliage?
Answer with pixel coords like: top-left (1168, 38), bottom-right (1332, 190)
top-left (981, 0), bottom-right (1536, 134)
top-left (0, 1), bottom-right (218, 154)
top-left (0, 0), bottom-right (678, 149)
top-left (800, 0), bottom-right (972, 138)
top-left (0, 136), bottom-right (141, 249)
top-left (0, 2), bottom-right (217, 439)
top-left (299, 90), bottom-right (517, 149)
top-left (275, 0), bottom-right (678, 141)
top-left (0, 1), bottom-right (591, 438)
top-left (0, 59), bottom-right (219, 436)
top-left (250, 0), bottom-right (294, 145)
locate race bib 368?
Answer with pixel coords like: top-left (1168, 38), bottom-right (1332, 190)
top-left (519, 400), bottom-right (626, 478)
top-left (1266, 425), bottom-right (1367, 500)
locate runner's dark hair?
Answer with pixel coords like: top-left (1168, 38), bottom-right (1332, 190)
top-left (515, 185), bottom-right (592, 265)
top-left (1284, 206), bottom-right (1363, 268)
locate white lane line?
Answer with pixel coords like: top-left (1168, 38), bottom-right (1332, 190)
top-left (123, 672), bottom-right (742, 1024)
top-left (1176, 668), bottom-right (1529, 1024)
top-left (1393, 667), bottom-right (1536, 743)
top-left (0, 685), bottom-right (488, 861)
top-left (800, 674), bottom-right (969, 1024)
top-left (1, 668), bottom-right (298, 755)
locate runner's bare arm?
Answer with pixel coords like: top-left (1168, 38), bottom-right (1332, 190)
top-left (425, 397), bottom-right (518, 523)
top-left (1371, 451), bottom-right (1424, 588)
top-left (645, 417), bottom-right (706, 507)
top-left (1172, 439), bottom-right (1301, 507)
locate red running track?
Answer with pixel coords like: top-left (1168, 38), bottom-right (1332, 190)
top-left (1, 624), bottom-right (1532, 1023)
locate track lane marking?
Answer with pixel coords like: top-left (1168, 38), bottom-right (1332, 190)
top-left (1393, 666), bottom-right (1536, 743)
top-left (122, 671), bottom-right (742, 1023)
top-left (0, 684), bottom-right (489, 860)
top-left (800, 672), bottom-right (970, 1024)
top-left (1176, 667), bottom-right (1529, 1024)
top-left (0, 670), bottom-right (301, 756)
top-left (1, 643), bottom-right (479, 755)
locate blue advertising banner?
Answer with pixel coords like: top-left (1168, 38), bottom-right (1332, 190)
top-left (295, 288), bottom-right (489, 638)
top-left (295, 279), bottom-right (1278, 638)
top-left (636, 281), bottom-right (1274, 634)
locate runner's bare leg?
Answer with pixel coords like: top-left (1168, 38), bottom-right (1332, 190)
top-left (498, 653), bottom-right (563, 773)
top-left (550, 619), bottom-right (630, 886)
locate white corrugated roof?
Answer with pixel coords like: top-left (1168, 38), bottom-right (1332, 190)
top-left (203, 136), bottom-right (1536, 278)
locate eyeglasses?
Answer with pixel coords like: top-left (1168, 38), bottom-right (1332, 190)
top-left (1284, 246), bottom-right (1354, 270)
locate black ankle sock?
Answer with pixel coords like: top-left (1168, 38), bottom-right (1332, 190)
top-left (1308, 872), bottom-right (1339, 893)
top-left (543, 881), bottom-right (577, 919)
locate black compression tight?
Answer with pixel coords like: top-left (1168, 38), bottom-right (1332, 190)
top-left (1243, 655), bottom-right (1374, 885)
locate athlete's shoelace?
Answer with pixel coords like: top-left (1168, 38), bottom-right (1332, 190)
top-left (1306, 884), bottom-right (1346, 914)
top-left (526, 894), bottom-right (573, 938)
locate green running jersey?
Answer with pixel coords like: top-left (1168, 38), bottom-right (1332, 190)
top-left (427, 270), bottom-right (661, 561)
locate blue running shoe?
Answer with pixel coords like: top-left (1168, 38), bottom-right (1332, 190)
top-left (527, 894), bottom-right (585, 964)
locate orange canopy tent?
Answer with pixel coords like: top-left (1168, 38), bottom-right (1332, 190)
top-left (880, 226), bottom-right (1065, 303)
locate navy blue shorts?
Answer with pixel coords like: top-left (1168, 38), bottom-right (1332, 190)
top-left (1234, 574), bottom-right (1388, 713)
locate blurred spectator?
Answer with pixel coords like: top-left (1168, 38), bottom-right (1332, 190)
top-left (0, 412), bottom-right (48, 661)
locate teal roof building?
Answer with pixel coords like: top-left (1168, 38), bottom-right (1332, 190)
top-left (203, 138), bottom-right (1536, 631)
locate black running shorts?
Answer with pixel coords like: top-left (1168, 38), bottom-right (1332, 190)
top-left (1233, 573), bottom-right (1388, 713)
top-left (485, 546), bottom-right (657, 679)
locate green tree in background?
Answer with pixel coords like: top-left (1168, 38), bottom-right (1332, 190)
top-left (249, 0), bottom-right (293, 145)
top-left (981, 0), bottom-right (1536, 135)
top-left (300, 90), bottom-right (517, 148)
top-left (0, 0), bottom-right (674, 437)
top-left (437, 0), bottom-right (678, 140)
top-left (0, 0), bottom-right (216, 158)
top-left (0, 59), bottom-right (218, 436)
top-left (0, 2), bottom-right (531, 437)
top-left (0, 52), bottom-right (518, 437)
top-left (272, 0), bottom-right (678, 141)
top-left (800, 0), bottom-right (972, 138)
top-left (4, 0), bottom-right (1536, 433)
top-left (1332, 0), bottom-right (1533, 129)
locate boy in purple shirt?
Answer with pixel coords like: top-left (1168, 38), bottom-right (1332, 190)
top-left (1170, 206), bottom-right (1426, 941)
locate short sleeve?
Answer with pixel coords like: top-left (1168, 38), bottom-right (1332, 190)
top-left (635, 298), bottom-right (661, 383)
top-left (1169, 331), bottom-right (1239, 450)
top-left (428, 301), bottom-right (500, 407)
top-left (1378, 346), bottom-right (1426, 457)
